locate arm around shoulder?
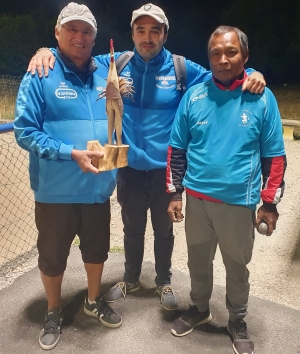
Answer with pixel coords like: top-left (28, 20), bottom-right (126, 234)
top-left (27, 47), bottom-right (57, 77)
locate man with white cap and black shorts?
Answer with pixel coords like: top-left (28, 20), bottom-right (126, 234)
top-left (27, 3), bottom-right (266, 314)
top-left (14, 2), bottom-right (122, 350)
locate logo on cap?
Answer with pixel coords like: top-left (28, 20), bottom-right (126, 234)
top-left (144, 4), bottom-right (152, 11)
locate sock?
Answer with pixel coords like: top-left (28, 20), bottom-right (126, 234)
top-left (88, 297), bottom-right (96, 305)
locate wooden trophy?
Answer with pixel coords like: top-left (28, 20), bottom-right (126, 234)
top-left (87, 39), bottom-right (133, 171)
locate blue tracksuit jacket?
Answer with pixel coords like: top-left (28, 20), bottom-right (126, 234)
top-left (14, 55), bottom-right (116, 204)
top-left (49, 47), bottom-right (256, 171)
top-left (168, 79), bottom-right (286, 209)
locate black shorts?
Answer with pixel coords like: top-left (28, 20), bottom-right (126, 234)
top-left (35, 200), bottom-right (110, 277)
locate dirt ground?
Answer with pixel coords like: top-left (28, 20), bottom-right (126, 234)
top-left (110, 139), bottom-right (300, 311)
top-left (1, 139), bottom-right (299, 312)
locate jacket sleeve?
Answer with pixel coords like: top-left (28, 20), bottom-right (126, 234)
top-left (49, 48), bottom-right (112, 71)
top-left (166, 90), bottom-right (192, 200)
top-left (14, 73), bottom-right (73, 160)
top-left (261, 155), bottom-right (287, 210)
top-left (166, 146), bottom-right (187, 201)
top-left (94, 51), bottom-right (125, 69)
top-left (259, 88), bottom-right (287, 210)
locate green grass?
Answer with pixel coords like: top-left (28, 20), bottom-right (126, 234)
top-left (110, 245), bottom-right (124, 253)
top-left (72, 236), bottom-right (124, 254)
top-left (72, 236), bottom-right (80, 246)
top-left (0, 95), bottom-right (16, 120)
top-left (270, 84), bottom-right (300, 120)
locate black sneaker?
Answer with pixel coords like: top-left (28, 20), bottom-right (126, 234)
top-left (156, 285), bottom-right (178, 311)
top-left (227, 319), bottom-right (254, 354)
top-left (84, 296), bottom-right (122, 328)
top-left (103, 281), bottom-right (141, 302)
top-left (38, 307), bottom-right (63, 350)
top-left (171, 305), bottom-right (212, 337)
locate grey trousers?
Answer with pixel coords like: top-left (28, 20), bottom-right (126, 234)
top-left (185, 194), bottom-right (255, 322)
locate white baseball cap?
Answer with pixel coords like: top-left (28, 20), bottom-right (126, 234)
top-left (130, 3), bottom-right (169, 30)
top-left (57, 2), bottom-right (97, 29)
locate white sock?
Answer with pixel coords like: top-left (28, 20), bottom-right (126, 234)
top-left (88, 297), bottom-right (96, 305)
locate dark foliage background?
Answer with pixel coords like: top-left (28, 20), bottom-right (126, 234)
top-left (0, 0), bottom-right (299, 84)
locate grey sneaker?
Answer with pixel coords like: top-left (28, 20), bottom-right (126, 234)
top-left (38, 307), bottom-right (63, 350)
top-left (171, 305), bottom-right (212, 337)
top-left (84, 296), bottom-right (122, 328)
top-left (156, 285), bottom-right (178, 311)
top-left (227, 319), bottom-right (254, 354)
top-left (103, 281), bottom-right (141, 302)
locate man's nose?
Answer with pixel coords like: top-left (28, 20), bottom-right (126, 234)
top-left (144, 31), bottom-right (152, 42)
top-left (220, 54), bottom-right (229, 64)
top-left (74, 30), bottom-right (84, 41)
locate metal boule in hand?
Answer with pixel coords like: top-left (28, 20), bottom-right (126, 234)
top-left (257, 221), bottom-right (268, 235)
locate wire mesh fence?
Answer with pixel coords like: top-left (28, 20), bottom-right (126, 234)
top-left (0, 75), bottom-right (37, 271)
top-left (0, 128), bottom-right (37, 269)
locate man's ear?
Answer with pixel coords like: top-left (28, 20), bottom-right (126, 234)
top-left (55, 27), bottom-right (59, 42)
top-left (243, 51), bottom-right (249, 65)
top-left (163, 31), bottom-right (168, 44)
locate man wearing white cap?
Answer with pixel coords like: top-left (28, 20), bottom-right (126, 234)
top-left (28, 3), bottom-right (265, 313)
top-left (14, 3), bottom-right (122, 350)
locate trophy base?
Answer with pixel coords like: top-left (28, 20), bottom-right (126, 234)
top-left (87, 140), bottom-right (129, 171)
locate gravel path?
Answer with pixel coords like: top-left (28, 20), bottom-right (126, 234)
top-left (110, 139), bottom-right (300, 310)
top-left (2, 140), bottom-right (300, 311)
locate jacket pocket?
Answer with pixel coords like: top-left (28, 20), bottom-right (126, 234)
top-left (38, 159), bottom-right (91, 196)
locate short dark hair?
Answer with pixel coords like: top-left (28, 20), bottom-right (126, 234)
top-left (207, 26), bottom-right (248, 59)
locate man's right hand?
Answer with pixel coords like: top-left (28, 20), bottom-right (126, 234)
top-left (27, 49), bottom-right (56, 78)
top-left (71, 149), bottom-right (103, 174)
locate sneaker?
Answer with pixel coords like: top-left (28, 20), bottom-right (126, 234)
top-left (84, 296), bottom-right (122, 328)
top-left (227, 319), bottom-right (254, 354)
top-left (103, 281), bottom-right (141, 302)
top-left (156, 285), bottom-right (178, 311)
top-left (38, 307), bottom-right (63, 350)
top-left (171, 305), bottom-right (212, 337)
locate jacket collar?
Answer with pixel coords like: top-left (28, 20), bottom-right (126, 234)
top-left (56, 47), bottom-right (97, 82)
top-left (133, 46), bottom-right (166, 67)
top-left (212, 69), bottom-right (248, 90)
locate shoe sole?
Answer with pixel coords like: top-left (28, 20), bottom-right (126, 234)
top-left (171, 313), bottom-right (212, 337)
top-left (39, 332), bottom-right (61, 350)
top-left (155, 288), bottom-right (179, 311)
top-left (161, 303), bottom-right (179, 311)
top-left (104, 284), bottom-right (141, 303)
top-left (226, 325), bottom-right (254, 354)
top-left (99, 316), bottom-right (123, 328)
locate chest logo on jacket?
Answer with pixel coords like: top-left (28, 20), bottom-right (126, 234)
top-left (121, 71), bottom-right (131, 78)
top-left (155, 76), bottom-right (176, 90)
top-left (192, 93), bottom-right (208, 102)
top-left (96, 86), bottom-right (106, 92)
top-left (55, 82), bottom-right (78, 100)
top-left (239, 110), bottom-right (252, 127)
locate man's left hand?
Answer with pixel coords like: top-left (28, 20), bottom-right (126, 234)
top-left (255, 205), bottom-right (279, 236)
top-left (242, 72), bottom-right (266, 94)
top-left (167, 200), bottom-right (184, 222)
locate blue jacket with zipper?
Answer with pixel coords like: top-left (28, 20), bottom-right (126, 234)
top-left (49, 47), bottom-right (255, 171)
top-left (14, 54), bottom-right (116, 204)
top-left (95, 47), bottom-right (212, 170)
